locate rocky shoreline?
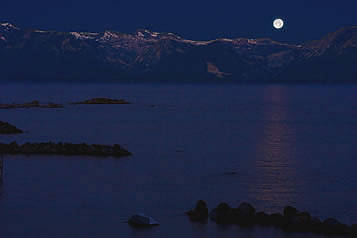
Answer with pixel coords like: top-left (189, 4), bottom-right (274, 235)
top-left (0, 100), bottom-right (63, 109)
top-left (0, 121), bottom-right (24, 134)
top-left (0, 142), bottom-right (131, 158)
top-left (187, 200), bottom-right (357, 237)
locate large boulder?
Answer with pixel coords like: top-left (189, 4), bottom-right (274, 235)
top-left (237, 202), bottom-right (256, 217)
top-left (186, 200), bottom-right (209, 222)
top-left (351, 224), bottom-right (357, 236)
top-left (210, 203), bottom-right (234, 224)
top-left (287, 212), bottom-right (311, 232)
top-left (310, 216), bottom-right (322, 233)
top-left (283, 206), bottom-right (298, 218)
top-left (321, 218), bottom-right (350, 236)
top-left (236, 202), bottom-right (256, 226)
top-left (255, 211), bottom-right (270, 225)
top-left (270, 213), bottom-right (288, 227)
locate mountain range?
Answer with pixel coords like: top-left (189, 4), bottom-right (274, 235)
top-left (1, 23), bottom-right (357, 83)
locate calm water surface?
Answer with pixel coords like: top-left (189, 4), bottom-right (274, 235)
top-left (0, 84), bottom-right (356, 238)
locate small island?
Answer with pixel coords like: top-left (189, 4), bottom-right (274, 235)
top-left (0, 142), bottom-right (131, 158)
top-left (0, 121), bottom-right (24, 134)
top-left (72, 98), bottom-right (131, 105)
top-left (187, 200), bottom-right (357, 237)
top-left (0, 100), bottom-right (63, 109)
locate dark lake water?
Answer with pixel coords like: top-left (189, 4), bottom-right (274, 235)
top-left (0, 84), bottom-right (356, 238)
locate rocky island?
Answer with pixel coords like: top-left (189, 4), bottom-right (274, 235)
top-left (187, 200), bottom-right (357, 237)
top-left (72, 98), bottom-right (131, 105)
top-left (0, 121), bottom-right (24, 134)
top-left (0, 100), bottom-right (63, 109)
top-left (0, 142), bottom-right (131, 158)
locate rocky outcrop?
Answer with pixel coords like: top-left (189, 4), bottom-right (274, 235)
top-left (188, 201), bottom-right (357, 237)
top-left (72, 98), bottom-right (131, 104)
top-left (0, 121), bottom-right (23, 134)
top-left (186, 200), bottom-right (209, 222)
top-left (0, 142), bottom-right (131, 158)
top-left (0, 101), bottom-right (63, 109)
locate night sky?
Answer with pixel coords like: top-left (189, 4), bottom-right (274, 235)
top-left (1, 0), bottom-right (356, 43)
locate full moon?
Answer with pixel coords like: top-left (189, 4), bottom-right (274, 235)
top-left (273, 19), bottom-right (284, 29)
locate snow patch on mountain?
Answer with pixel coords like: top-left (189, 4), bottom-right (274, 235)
top-left (136, 29), bottom-right (161, 39)
top-left (136, 31), bottom-right (145, 37)
top-left (0, 23), bottom-right (19, 31)
top-left (218, 38), bottom-right (234, 42)
top-left (34, 30), bottom-right (49, 33)
top-left (100, 31), bottom-right (123, 41)
top-left (70, 32), bottom-right (99, 40)
top-left (182, 39), bottom-right (215, 46)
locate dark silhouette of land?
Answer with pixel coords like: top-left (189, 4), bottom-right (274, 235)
top-left (0, 101), bottom-right (63, 109)
top-left (72, 98), bottom-right (131, 104)
top-left (0, 142), bottom-right (131, 158)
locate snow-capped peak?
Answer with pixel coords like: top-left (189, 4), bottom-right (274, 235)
top-left (101, 31), bottom-right (122, 40)
top-left (135, 29), bottom-right (161, 38)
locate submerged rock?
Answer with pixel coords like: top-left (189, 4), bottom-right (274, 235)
top-left (0, 142), bottom-right (131, 158)
top-left (72, 98), bottom-right (131, 105)
top-left (186, 200), bottom-right (209, 222)
top-left (0, 121), bottom-right (24, 134)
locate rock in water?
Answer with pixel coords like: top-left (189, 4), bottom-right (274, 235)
top-left (270, 213), bottom-right (288, 227)
top-left (288, 212), bottom-right (311, 232)
top-left (128, 214), bottom-right (159, 227)
top-left (236, 202), bottom-right (256, 226)
top-left (0, 121), bottom-right (23, 134)
top-left (283, 206), bottom-right (298, 218)
top-left (310, 216), bottom-right (322, 232)
top-left (210, 203), bottom-right (233, 224)
top-left (256, 211), bottom-right (270, 225)
top-left (237, 202), bottom-right (255, 217)
top-left (322, 218), bottom-right (350, 236)
top-left (186, 200), bottom-right (209, 222)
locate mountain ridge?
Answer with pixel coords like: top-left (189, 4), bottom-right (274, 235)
top-left (1, 22), bottom-right (356, 83)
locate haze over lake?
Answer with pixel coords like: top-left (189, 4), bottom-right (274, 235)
top-left (0, 84), bottom-right (356, 238)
